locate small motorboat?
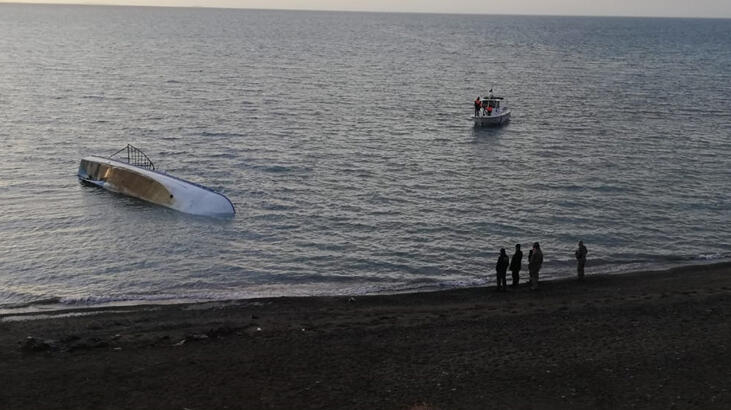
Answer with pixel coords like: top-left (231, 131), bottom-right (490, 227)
top-left (473, 92), bottom-right (511, 126)
top-left (78, 144), bottom-right (235, 217)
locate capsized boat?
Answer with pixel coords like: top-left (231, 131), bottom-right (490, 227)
top-left (78, 144), bottom-right (235, 217)
top-left (473, 92), bottom-right (511, 126)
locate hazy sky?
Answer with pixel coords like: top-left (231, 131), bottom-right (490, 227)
top-left (3, 0), bottom-right (731, 18)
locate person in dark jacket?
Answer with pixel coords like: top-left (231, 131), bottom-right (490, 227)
top-left (509, 244), bottom-right (523, 287)
top-left (528, 242), bottom-right (543, 290)
top-left (575, 240), bottom-right (588, 281)
top-left (474, 97), bottom-right (482, 117)
top-left (495, 248), bottom-right (509, 291)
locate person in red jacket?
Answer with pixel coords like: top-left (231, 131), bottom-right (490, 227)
top-left (474, 97), bottom-right (482, 117)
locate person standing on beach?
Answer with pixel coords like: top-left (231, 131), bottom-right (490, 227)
top-left (496, 248), bottom-right (509, 291)
top-left (509, 244), bottom-right (523, 287)
top-left (575, 240), bottom-right (588, 281)
top-left (528, 242), bottom-right (543, 290)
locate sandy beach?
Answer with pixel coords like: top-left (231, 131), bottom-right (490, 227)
top-left (1, 263), bottom-right (730, 409)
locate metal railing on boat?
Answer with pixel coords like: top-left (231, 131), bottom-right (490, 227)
top-left (109, 144), bottom-right (155, 171)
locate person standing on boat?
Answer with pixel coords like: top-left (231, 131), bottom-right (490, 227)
top-left (575, 241), bottom-right (588, 281)
top-left (495, 248), bottom-right (509, 292)
top-left (474, 97), bottom-right (482, 117)
top-left (528, 242), bottom-right (543, 290)
top-left (509, 244), bottom-right (523, 287)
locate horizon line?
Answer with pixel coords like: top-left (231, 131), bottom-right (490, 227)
top-left (2, 2), bottom-right (730, 20)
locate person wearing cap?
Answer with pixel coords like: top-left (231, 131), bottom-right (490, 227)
top-left (528, 242), bottom-right (543, 290)
top-left (575, 241), bottom-right (588, 281)
top-left (509, 244), bottom-right (523, 287)
top-left (495, 248), bottom-right (510, 292)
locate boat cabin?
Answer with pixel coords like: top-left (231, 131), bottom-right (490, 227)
top-left (480, 95), bottom-right (504, 109)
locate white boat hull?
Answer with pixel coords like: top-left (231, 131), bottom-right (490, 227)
top-left (78, 156), bottom-right (235, 217)
top-left (473, 111), bottom-right (511, 126)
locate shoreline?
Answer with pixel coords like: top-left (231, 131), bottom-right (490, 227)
top-left (1, 261), bottom-right (730, 408)
top-left (2, 259), bottom-right (729, 319)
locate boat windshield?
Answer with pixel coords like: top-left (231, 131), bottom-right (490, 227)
top-left (481, 98), bottom-right (502, 109)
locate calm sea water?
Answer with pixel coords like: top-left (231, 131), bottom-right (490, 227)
top-left (1, 5), bottom-right (730, 311)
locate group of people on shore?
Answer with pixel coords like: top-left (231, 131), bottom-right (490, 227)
top-left (494, 241), bottom-right (588, 291)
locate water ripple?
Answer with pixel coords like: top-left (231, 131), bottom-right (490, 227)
top-left (0, 7), bottom-right (729, 309)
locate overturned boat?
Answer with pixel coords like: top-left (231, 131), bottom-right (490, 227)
top-left (78, 145), bottom-right (235, 217)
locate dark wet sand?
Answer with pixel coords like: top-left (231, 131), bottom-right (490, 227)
top-left (1, 263), bottom-right (730, 409)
